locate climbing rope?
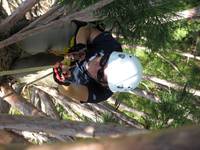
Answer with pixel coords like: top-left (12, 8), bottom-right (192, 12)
top-left (0, 65), bottom-right (54, 77)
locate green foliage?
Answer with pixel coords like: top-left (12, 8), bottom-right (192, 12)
top-left (56, 104), bottom-right (73, 120)
top-left (59, 0), bottom-right (200, 50)
top-left (58, 0), bottom-right (98, 8)
top-left (101, 113), bottom-right (119, 124)
top-left (56, 0), bottom-right (200, 130)
top-left (167, 20), bottom-right (200, 51)
top-left (186, 63), bottom-right (200, 89)
top-left (9, 107), bottom-right (22, 115)
top-left (144, 89), bottom-right (200, 129)
top-left (100, 0), bottom-right (179, 50)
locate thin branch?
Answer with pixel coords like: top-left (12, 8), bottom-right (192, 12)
top-left (174, 5), bottom-right (200, 21)
top-left (156, 53), bottom-right (183, 75)
top-left (20, 4), bottom-right (63, 32)
top-left (35, 85), bottom-right (103, 122)
top-left (107, 97), bottom-right (146, 117)
top-left (143, 75), bottom-right (200, 97)
top-left (98, 102), bottom-right (144, 129)
top-left (130, 88), bottom-right (161, 103)
top-left (175, 50), bottom-right (200, 61)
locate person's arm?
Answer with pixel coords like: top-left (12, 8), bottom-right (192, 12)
top-left (57, 26), bottom-right (102, 103)
top-left (75, 25), bottom-right (102, 45)
top-left (58, 84), bottom-right (88, 103)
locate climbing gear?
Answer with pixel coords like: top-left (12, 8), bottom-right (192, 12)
top-left (106, 52), bottom-right (143, 92)
top-left (49, 36), bottom-right (76, 56)
top-left (53, 45), bottom-right (87, 85)
top-left (0, 65), bottom-right (53, 77)
top-left (53, 62), bottom-right (71, 85)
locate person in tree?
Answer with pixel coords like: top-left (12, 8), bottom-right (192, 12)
top-left (2, 21), bottom-right (143, 104)
top-left (50, 21), bottom-right (143, 103)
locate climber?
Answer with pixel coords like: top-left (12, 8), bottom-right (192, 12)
top-left (52, 21), bottom-right (143, 103)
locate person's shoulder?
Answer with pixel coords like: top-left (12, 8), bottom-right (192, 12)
top-left (92, 32), bottom-right (113, 42)
top-left (84, 81), bottom-right (113, 103)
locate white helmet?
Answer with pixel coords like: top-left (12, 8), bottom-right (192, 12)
top-left (106, 52), bottom-right (142, 92)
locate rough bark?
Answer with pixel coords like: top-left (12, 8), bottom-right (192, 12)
top-left (0, 84), bottom-right (46, 116)
top-left (0, 84), bottom-right (76, 142)
top-left (33, 87), bottom-right (60, 120)
top-left (35, 85), bottom-right (103, 122)
top-left (0, 98), bottom-right (10, 113)
top-left (0, 114), bottom-right (142, 138)
top-left (0, 125), bottom-right (199, 150)
top-left (0, 0), bottom-right (114, 49)
top-left (0, 129), bottom-right (29, 144)
top-left (19, 4), bottom-right (64, 32)
top-left (0, 0), bottom-right (37, 33)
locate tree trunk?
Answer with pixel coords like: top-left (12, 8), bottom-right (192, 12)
top-left (35, 88), bottom-right (60, 120)
top-left (0, 99), bottom-right (10, 113)
top-left (0, 0), bottom-right (114, 49)
top-left (0, 129), bottom-right (29, 145)
top-left (0, 0), bottom-right (38, 33)
top-left (35, 85), bottom-right (105, 122)
top-left (0, 83), bottom-right (46, 116)
top-left (0, 114), bottom-right (142, 138)
top-left (0, 125), bottom-right (199, 150)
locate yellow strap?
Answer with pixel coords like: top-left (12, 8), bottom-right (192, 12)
top-left (0, 65), bottom-right (54, 76)
top-left (1, 36), bottom-right (76, 77)
top-left (50, 35), bottom-right (75, 58)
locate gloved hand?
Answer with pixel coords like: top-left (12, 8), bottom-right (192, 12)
top-left (53, 44), bottom-right (86, 85)
top-left (53, 62), bottom-right (71, 85)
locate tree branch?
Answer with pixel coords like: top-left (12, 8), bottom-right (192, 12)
top-left (143, 75), bottom-right (200, 97)
top-left (107, 97), bottom-right (146, 117)
top-left (0, 129), bottom-right (29, 144)
top-left (0, 0), bottom-right (37, 33)
top-left (0, 125), bottom-right (200, 150)
top-left (35, 85), bottom-right (103, 122)
top-left (0, 83), bottom-right (46, 116)
top-left (96, 102), bottom-right (144, 128)
top-left (34, 87), bottom-right (60, 120)
top-left (0, 0), bottom-right (114, 49)
top-left (130, 88), bottom-right (161, 103)
top-left (0, 114), bottom-right (142, 138)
